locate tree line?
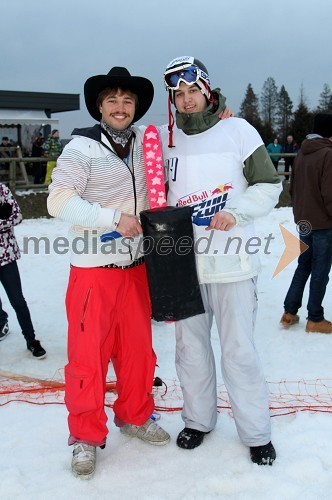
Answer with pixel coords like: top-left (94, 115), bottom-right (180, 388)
top-left (238, 79), bottom-right (332, 146)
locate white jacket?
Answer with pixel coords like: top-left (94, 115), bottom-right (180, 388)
top-left (47, 125), bottom-right (148, 267)
top-left (160, 118), bottom-right (282, 283)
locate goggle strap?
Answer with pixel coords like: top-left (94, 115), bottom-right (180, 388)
top-left (195, 80), bottom-right (211, 100)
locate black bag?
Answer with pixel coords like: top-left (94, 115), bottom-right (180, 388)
top-left (140, 206), bottom-right (205, 322)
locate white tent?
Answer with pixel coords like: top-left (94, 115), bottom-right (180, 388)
top-left (0, 109), bottom-right (58, 125)
top-left (0, 109), bottom-right (59, 151)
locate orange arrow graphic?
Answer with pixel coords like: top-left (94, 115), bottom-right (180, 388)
top-left (272, 224), bottom-right (309, 278)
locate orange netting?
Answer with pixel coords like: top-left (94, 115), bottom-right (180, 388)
top-left (1, 371), bottom-right (332, 417)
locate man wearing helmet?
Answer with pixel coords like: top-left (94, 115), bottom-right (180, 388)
top-left (161, 56), bottom-right (282, 465)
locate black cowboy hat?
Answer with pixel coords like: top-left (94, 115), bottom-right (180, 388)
top-left (84, 66), bottom-right (154, 123)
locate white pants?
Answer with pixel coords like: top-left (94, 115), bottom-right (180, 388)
top-left (175, 278), bottom-right (271, 447)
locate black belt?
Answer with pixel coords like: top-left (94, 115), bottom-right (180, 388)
top-left (100, 256), bottom-right (145, 269)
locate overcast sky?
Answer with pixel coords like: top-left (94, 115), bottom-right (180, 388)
top-left (2, 0), bottom-right (331, 139)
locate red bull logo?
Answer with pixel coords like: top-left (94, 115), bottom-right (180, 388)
top-left (211, 183), bottom-right (233, 195)
top-left (178, 190), bottom-right (209, 206)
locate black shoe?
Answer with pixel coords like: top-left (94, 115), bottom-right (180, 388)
top-left (0, 321), bottom-right (9, 341)
top-left (250, 441), bottom-right (276, 465)
top-left (176, 427), bottom-right (210, 449)
top-left (27, 339), bottom-right (47, 359)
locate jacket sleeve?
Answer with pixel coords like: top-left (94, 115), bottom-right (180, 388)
top-left (0, 184), bottom-right (22, 232)
top-left (321, 152), bottom-right (332, 217)
top-left (47, 141), bottom-right (121, 229)
top-left (225, 145), bottom-right (282, 226)
top-left (43, 138), bottom-right (51, 154)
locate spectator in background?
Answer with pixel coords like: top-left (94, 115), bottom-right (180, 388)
top-left (44, 129), bottom-right (62, 185)
top-left (282, 134), bottom-right (299, 182)
top-left (31, 132), bottom-right (45, 184)
top-left (280, 113), bottom-right (332, 334)
top-left (266, 137), bottom-right (282, 171)
top-left (0, 136), bottom-right (13, 171)
top-left (0, 182), bottom-right (47, 357)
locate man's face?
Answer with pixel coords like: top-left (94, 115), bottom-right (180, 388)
top-left (99, 89), bottom-right (136, 130)
top-left (174, 82), bottom-right (207, 114)
top-left (287, 135), bottom-right (293, 143)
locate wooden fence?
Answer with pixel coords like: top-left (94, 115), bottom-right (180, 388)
top-left (0, 146), bottom-right (51, 191)
top-left (0, 147), bottom-right (297, 192)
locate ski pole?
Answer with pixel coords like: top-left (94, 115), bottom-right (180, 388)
top-left (100, 217), bottom-right (213, 242)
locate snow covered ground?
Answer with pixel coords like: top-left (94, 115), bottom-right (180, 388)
top-left (1, 207), bottom-right (332, 499)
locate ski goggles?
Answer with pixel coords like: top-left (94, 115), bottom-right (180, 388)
top-left (164, 64), bottom-right (209, 90)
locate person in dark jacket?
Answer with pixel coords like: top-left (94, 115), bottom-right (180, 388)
top-left (0, 183), bottom-right (47, 356)
top-left (282, 134), bottom-right (299, 181)
top-left (280, 114), bottom-right (332, 333)
top-left (31, 132), bottom-right (45, 184)
top-left (0, 136), bottom-right (13, 171)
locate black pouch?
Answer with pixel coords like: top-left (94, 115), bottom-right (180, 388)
top-left (140, 206), bottom-right (205, 322)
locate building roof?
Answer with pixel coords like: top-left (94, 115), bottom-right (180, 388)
top-left (0, 90), bottom-right (80, 115)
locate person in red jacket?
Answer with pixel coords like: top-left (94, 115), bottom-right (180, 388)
top-left (280, 113), bottom-right (332, 333)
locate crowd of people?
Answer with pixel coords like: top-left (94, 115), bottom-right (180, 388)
top-left (0, 58), bottom-right (331, 481)
top-left (0, 130), bottom-right (63, 185)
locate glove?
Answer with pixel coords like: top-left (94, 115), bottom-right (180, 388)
top-left (0, 203), bottom-right (13, 219)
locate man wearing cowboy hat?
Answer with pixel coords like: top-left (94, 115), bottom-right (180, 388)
top-left (47, 67), bottom-right (170, 479)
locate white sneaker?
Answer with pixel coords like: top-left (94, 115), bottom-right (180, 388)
top-left (120, 418), bottom-right (170, 446)
top-left (71, 443), bottom-right (96, 479)
top-left (0, 321), bottom-right (9, 341)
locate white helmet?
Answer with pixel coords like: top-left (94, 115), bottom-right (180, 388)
top-left (164, 56), bottom-right (211, 103)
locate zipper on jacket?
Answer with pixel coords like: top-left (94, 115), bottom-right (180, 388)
top-left (130, 139), bottom-right (138, 216)
top-left (99, 131), bottom-right (139, 217)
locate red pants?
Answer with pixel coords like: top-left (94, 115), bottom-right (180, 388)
top-left (65, 264), bottom-right (156, 447)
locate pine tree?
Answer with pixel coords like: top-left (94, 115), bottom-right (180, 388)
top-left (259, 121), bottom-right (275, 145)
top-left (260, 77), bottom-right (278, 131)
top-left (317, 83), bottom-right (332, 112)
top-left (239, 83), bottom-right (262, 131)
top-left (291, 99), bottom-right (313, 145)
top-left (276, 85), bottom-right (293, 142)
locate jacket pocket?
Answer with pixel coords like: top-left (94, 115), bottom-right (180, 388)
top-left (65, 362), bottom-right (97, 415)
top-left (81, 287), bottom-right (92, 332)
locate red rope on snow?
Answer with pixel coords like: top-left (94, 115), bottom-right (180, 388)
top-left (1, 373), bottom-right (332, 416)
